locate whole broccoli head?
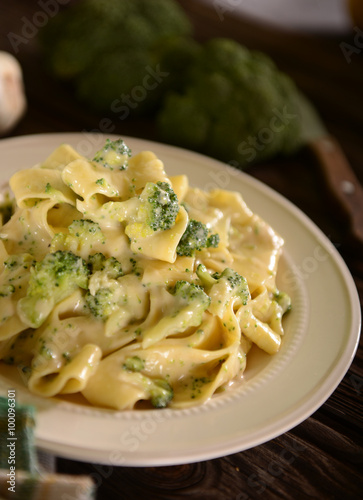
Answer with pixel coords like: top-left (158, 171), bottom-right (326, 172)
top-left (157, 38), bottom-right (303, 167)
top-left (39, 0), bottom-right (193, 114)
top-left (17, 251), bottom-right (89, 328)
top-left (176, 219), bottom-right (219, 257)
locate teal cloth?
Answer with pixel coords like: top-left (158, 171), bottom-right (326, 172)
top-left (0, 396), bottom-right (96, 499)
top-left (0, 396), bottom-right (37, 474)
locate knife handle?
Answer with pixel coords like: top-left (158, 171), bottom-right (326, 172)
top-left (309, 136), bottom-right (363, 246)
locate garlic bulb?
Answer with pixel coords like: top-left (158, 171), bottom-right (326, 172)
top-left (0, 51), bottom-right (27, 135)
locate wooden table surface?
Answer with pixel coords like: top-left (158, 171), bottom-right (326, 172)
top-left (1, 1), bottom-right (362, 499)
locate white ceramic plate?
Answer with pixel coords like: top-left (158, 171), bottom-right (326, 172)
top-left (0, 133), bottom-right (360, 466)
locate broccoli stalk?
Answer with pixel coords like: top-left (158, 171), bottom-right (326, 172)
top-left (17, 251), bottom-right (89, 328)
top-left (142, 280), bottom-right (211, 349)
top-left (176, 219), bottom-right (219, 257)
top-left (196, 264), bottom-right (250, 318)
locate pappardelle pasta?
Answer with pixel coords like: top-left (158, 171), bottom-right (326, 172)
top-left (0, 139), bottom-right (290, 410)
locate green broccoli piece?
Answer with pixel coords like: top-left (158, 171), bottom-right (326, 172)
top-left (176, 220), bottom-right (219, 257)
top-left (149, 379), bottom-right (173, 408)
top-left (17, 251), bottom-right (89, 328)
top-left (51, 219), bottom-right (106, 259)
top-left (39, 0), bottom-right (193, 114)
top-left (196, 264), bottom-right (250, 317)
top-left (0, 191), bottom-right (15, 226)
top-left (157, 38), bottom-right (303, 167)
top-left (85, 253), bottom-right (124, 320)
top-left (123, 356), bottom-right (145, 372)
top-left (142, 181), bottom-right (179, 232)
top-left (142, 280), bottom-right (211, 349)
top-left (88, 253), bottom-right (123, 279)
top-left (0, 284), bottom-right (15, 298)
top-left (85, 287), bottom-right (119, 320)
top-left (87, 252), bottom-right (106, 272)
top-left (92, 139), bottom-right (131, 170)
top-left (122, 372), bottom-right (174, 408)
top-left (274, 290), bottom-right (292, 314)
top-left (124, 181), bottom-right (180, 243)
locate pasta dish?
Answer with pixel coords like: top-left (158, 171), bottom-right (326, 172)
top-left (0, 138), bottom-right (290, 410)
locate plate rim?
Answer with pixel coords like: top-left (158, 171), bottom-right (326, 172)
top-left (0, 132), bottom-right (361, 466)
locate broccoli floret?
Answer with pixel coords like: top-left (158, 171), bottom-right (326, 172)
top-left (142, 181), bottom-right (179, 232)
top-left (0, 284), bottom-right (15, 298)
top-left (157, 38), bottom-right (303, 167)
top-left (196, 264), bottom-right (250, 317)
top-left (149, 379), bottom-right (173, 408)
top-left (195, 263), bottom-right (217, 287)
top-left (274, 290), bottom-right (292, 314)
top-left (176, 219), bottom-right (219, 257)
top-left (88, 252), bottom-right (106, 272)
top-left (124, 181), bottom-right (180, 242)
top-left (0, 191), bottom-right (15, 226)
top-left (51, 219), bottom-right (106, 260)
top-left (85, 286), bottom-right (119, 320)
top-left (142, 280), bottom-right (211, 349)
top-left (39, 0), bottom-right (192, 114)
top-left (172, 280), bottom-right (210, 303)
top-left (92, 139), bottom-right (131, 170)
top-left (123, 355), bottom-right (145, 372)
top-left (17, 251), bottom-right (89, 328)
top-left (85, 253), bottom-right (124, 320)
top-left (88, 253), bottom-right (123, 279)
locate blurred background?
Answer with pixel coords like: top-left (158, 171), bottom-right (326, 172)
top-left (200, 0), bottom-right (353, 33)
